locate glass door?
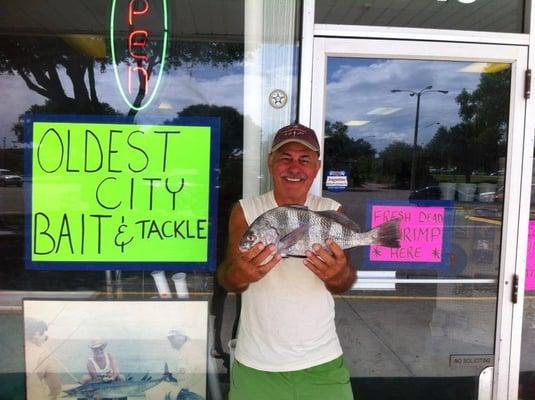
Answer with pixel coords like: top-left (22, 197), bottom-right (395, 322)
top-left (309, 38), bottom-right (528, 399)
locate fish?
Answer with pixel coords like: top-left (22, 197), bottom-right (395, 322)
top-left (165, 388), bottom-right (205, 400)
top-left (63, 362), bottom-right (177, 399)
top-left (239, 205), bottom-right (401, 256)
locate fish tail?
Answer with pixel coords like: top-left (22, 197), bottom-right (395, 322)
top-left (372, 218), bottom-right (401, 248)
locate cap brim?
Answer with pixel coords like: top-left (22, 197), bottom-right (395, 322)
top-left (270, 139), bottom-right (319, 153)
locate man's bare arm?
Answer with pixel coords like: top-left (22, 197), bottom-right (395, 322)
top-left (217, 203), bottom-right (281, 293)
top-left (303, 206), bottom-right (357, 294)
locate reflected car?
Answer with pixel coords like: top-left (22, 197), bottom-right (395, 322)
top-left (0, 169), bottom-right (22, 187)
top-left (409, 184), bottom-right (498, 202)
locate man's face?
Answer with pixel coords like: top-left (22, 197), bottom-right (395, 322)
top-left (92, 346), bottom-right (105, 357)
top-left (32, 330), bottom-right (48, 346)
top-left (268, 142), bottom-right (321, 204)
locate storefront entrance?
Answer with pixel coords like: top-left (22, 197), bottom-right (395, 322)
top-left (307, 38), bottom-right (529, 399)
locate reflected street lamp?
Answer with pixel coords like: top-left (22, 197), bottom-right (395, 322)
top-left (391, 85), bottom-right (448, 191)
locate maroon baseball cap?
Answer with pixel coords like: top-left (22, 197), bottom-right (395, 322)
top-left (270, 123), bottom-right (320, 153)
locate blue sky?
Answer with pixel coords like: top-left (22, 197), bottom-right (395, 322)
top-left (325, 57), bottom-right (491, 151)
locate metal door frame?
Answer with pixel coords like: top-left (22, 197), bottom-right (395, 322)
top-left (298, 2), bottom-right (533, 398)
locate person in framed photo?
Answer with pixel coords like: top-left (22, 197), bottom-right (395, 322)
top-left (167, 329), bottom-right (206, 398)
top-left (85, 338), bottom-right (124, 383)
top-left (25, 318), bottom-right (63, 400)
top-left (82, 338), bottom-right (126, 400)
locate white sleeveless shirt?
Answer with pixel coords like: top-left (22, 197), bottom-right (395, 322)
top-left (88, 353), bottom-right (112, 378)
top-left (235, 191), bottom-right (343, 371)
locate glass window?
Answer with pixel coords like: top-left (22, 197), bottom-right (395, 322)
top-left (0, 1), bottom-right (300, 398)
top-left (315, 0), bottom-right (528, 33)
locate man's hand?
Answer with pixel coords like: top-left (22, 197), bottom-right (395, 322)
top-left (218, 203), bottom-right (282, 293)
top-left (303, 239), bottom-right (356, 293)
top-left (232, 243), bottom-right (282, 287)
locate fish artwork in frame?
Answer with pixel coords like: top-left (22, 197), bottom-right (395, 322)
top-left (23, 300), bottom-right (208, 400)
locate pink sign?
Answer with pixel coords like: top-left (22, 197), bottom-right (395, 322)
top-left (370, 205), bottom-right (445, 263)
top-left (526, 221), bottom-right (535, 290)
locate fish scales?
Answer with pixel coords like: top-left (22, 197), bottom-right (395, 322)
top-left (239, 205), bottom-right (401, 257)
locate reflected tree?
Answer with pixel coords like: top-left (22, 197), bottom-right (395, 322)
top-left (170, 104), bottom-right (243, 161)
top-left (0, 35), bottom-right (244, 139)
top-left (425, 68), bottom-right (511, 181)
top-left (126, 41), bottom-right (242, 116)
top-left (0, 36), bottom-right (119, 142)
top-left (324, 121), bottom-right (375, 187)
top-left (379, 141), bottom-right (413, 189)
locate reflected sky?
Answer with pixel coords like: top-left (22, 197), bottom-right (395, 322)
top-left (0, 62), bottom-right (244, 148)
top-left (326, 58), bottom-right (495, 151)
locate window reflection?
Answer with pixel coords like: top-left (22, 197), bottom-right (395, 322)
top-left (323, 59), bottom-right (510, 276)
top-left (0, 33), bottom-right (245, 289)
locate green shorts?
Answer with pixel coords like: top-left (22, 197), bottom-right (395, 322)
top-left (229, 356), bottom-right (354, 400)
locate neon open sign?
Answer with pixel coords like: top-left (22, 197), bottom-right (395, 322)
top-left (110, 0), bottom-right (169, 111)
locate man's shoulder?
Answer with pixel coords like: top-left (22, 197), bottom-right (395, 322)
top-left (239, 191), bottom-right (274, 209)
top-left (239, 191), bottom-right (276, 225)
top-left (240, 191), bottom-right (273, 202)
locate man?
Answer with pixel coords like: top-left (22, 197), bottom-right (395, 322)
top-left (218, 123), bottom-right (355, 400)
top-left (167, 329), bottom-right (206, 397)
top-left (82, 338), bottom-right (126, 400)
top-left (85, 338), bottom-right (124, 383)
top-left (25, 318), bottom-right (62, 400)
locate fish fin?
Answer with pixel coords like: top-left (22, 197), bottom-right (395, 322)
top-left (161, 362), bottom-right (178, 382)
top-left (372, 218), bottom-right (401, 248)
top-left (316, 210), bottom-right (360, 232)
top-left (278, 224), bottom-right (309, 250)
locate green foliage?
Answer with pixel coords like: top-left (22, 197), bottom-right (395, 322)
top-left (12, 100), bottom-right (119, 143)
top-left (379, 141), bottom-right (413, 188)
top-left (425, 68), bottom-right (510, 182)
top-left (323, 121), bottom-right (376, 187)
top-left (0, 35), bottom-right (245, 139)
top-left (174, 104), bottom-right (243, 160)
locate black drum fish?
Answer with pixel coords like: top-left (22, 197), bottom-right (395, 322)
top-left (239, 205), bottom-right (401, 257)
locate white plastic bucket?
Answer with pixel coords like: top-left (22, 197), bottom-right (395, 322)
top-left (439, 182), bottom-right (457, 200)
top-left (458, 183), bottom-right (477, 202)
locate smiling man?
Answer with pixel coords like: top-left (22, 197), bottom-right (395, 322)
top-left (218, 123), bottom-right (355, 400)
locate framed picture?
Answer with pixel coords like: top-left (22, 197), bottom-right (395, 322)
top-left (23, 300), bottom-right (207, 400)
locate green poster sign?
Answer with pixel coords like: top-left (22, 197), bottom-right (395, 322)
top-left (28, 119), bottom-right (218, 269)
